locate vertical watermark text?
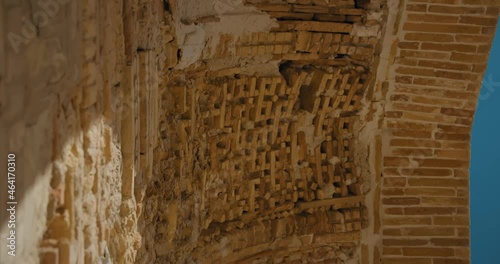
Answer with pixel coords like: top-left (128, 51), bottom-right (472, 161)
top-left (6, 154), bottom-right (17, 256)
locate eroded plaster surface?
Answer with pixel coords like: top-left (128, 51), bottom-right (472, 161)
top-left (1, 0), bottom-right (498, 263)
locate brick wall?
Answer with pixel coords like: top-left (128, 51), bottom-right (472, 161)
top-left (137, 1), bottom-right (388, 262)
top-left (1, 0), bottom-right (499, 263)
top-left (371, 0), bottom-right (500, 263)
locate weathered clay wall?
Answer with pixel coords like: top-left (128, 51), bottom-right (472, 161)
top-left (1, 0), bottom-right (169, 263)
top-left (137, 0), bottom-right (388, 263)
top-left (1, 0), bottom-right (498, 263)
top-left (1, 0), bottom-right (386, 263)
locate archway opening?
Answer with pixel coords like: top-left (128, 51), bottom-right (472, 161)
top-left (471, 21), bottom-right (500, 264)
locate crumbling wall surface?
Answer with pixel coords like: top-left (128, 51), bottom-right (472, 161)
top-left (366, 0), bottom-right (500, 263)
top-left (3, 0), bottom-right (497, 263)
top-left (1, 0), bottom-right (169, 263)
top-left (1, 0), bottom-right (387, 263)
top-left (136, 0), bottom-right (389, 263)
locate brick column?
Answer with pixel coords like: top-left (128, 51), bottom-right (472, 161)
top-left (375, 0), bottom-right (499, 263)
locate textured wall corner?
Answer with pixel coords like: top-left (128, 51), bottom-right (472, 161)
top-left (1, 0), bottom-right (169, 263)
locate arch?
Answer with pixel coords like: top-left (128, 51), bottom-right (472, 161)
top-left (471, 21), bottom-right (500, 264)
top-left (1, 0), bottom-right (498, 263)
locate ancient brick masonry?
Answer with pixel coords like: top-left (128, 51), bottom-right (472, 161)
top-left (138, 0), bottom-right (386, 263)
top-left (0, 0), bottom-right (499, 264)
top-left (372, 1), bottom-right (500, 264)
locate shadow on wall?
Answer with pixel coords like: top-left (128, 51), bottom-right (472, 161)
top-left (1, 0), bottom-right (84, 261)
top-left (471, 21), bottom-right (500, 264)
top-left (1, 0), bottom-right (167, 263)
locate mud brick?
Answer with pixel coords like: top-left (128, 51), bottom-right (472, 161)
top-left (279, 21), bottom-right (353, 33)
top-left (339, 45), bottom-right (349, 54)
top-left (320, 33), bottom-right (334, 53)
top-left (309, 33), bottom-right (324, 53)
top-left (264, 45), bottom-right (274, 54)
top-left (348, 183), bottom-right (362, 195)
top-left (236, 47), bottom-right (250, 56)
top-left (314, 13), bottom-right (348, 22)
top-left (275, 32), bottom-right (286, 42)
top-left (294, 5), bottom-right (330, 13)
top-left (258, 32), bottom-right (269, 43)
top-left (343, 209), bottom-right (353, 221)
top-left (296, 31), bottom-right (312, 51)
top-left (335, 224), bottom-right (347, 232)
top-left (335, 8), bottom-right (365, 15)
top-left (257, 45), bottom-right (267, 55)
top-left (251, 78), bottom-right (269, 121)
top-left (314, 147), bottom-right (324, 185)
top-left (270, 11), bottom-right (315, 20)
top-left (284, 32), bottom-right (294, 42)
top-left (239, 33), bottom-right (251, 44)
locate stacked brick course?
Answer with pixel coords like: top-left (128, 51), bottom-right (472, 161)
top-left (371, 1), bottom-right (500, 263)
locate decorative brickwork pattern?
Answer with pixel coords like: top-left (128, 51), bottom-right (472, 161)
top-left (139, 0), bottom-right (386, 262)
top-left (1, 0), bottom-right (498, 263)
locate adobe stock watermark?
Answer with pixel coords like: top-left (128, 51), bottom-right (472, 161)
top-left (479, 73), bottom-right (500, 101)
top-left (7, 0), bottom-right (72, 53)
top-left (214, 0), bottom-right (242, 15)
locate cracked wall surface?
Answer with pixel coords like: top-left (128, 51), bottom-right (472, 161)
top-left (0, 0), bottom-right (498, 263)
top-left (137, 0), bottom-right (387, 263)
